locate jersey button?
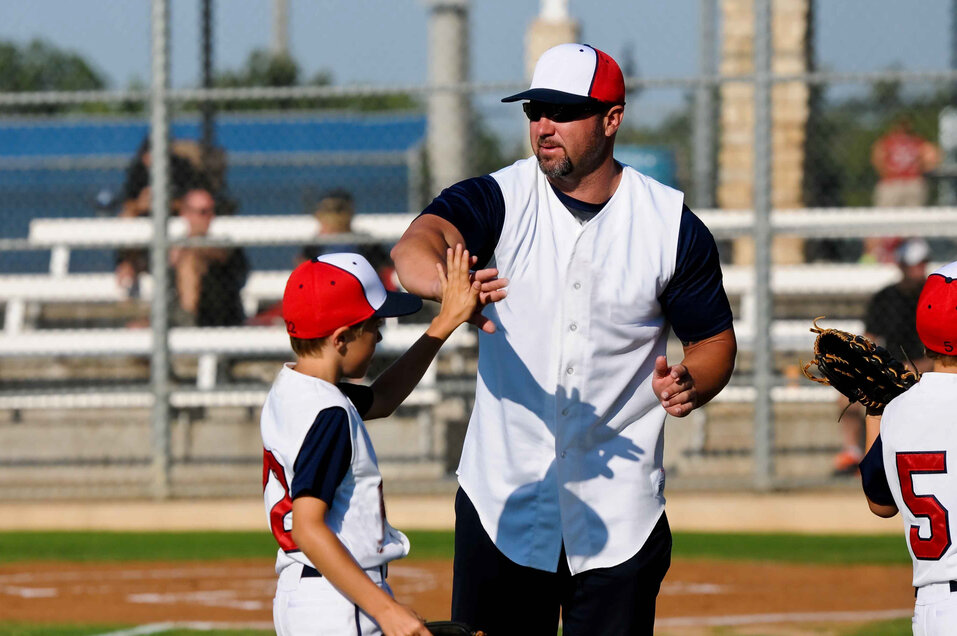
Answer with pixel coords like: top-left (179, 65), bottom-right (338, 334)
top-left (561, 407), bottom-right (569, 416)
top-left (569, 322), bottom-right (578, 332)
top-left (573, 281), bottom-right (582, 290)
top-left (560, 451), bottom-right (567, 458)
top-left (566, 366), bottom-right (574, 375)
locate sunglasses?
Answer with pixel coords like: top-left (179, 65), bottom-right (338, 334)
top-left (522, 101), bottom-right (608, 123)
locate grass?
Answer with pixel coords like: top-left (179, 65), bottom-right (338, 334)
top-left (0, 530), bottom-right (454, 563)
top-left (840, 618), bottom-right (912, 635)
top-left (672, 531), bottom-right (910, 565)
top-left (0, 529), bottom-right (909, 565)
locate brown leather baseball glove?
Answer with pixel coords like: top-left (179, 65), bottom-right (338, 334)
top-left (802, 316), bottom-right (919, 414)
top-left (424, 621), bottom-right (486, 636)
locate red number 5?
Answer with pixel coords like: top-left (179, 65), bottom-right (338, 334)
top-left (897, 451), bottom-right (951, 560)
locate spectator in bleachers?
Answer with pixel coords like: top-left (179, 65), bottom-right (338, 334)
top-left (115, 137), bottom-right (208, 297)
top-left (169, 187), bottom-right (248, 327)
top-left (300, 188), bottom-right (393, 284)
top-left (247, 189), bottom-right (395, 326)
top-left (863, 118), bottom-right (940, 263)
top-left (833, 238), bottom-right (932, 474)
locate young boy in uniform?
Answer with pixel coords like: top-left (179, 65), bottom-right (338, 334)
top-left (860, 260), bottom-right (957, 635)
top-left (262, 246), bottom-right (481, 636)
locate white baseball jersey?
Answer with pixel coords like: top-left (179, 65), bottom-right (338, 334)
top-left (261, 363), bottom-right (409, 576)
top-left (423, 156), bottom-right (733, 574)
top-left (880, 372), bottom-right (957, 588)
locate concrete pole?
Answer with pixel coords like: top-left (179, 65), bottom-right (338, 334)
top-left (272, 0), bottom-right (289, 56)
top-left (753, 0), bottom-right (774, 490)
top-left (425, 0), bottom-right (470, 197)
top-left (149, 0), bottom-right (172, 500)
top-left (522, 1), bottom-right (580, 154)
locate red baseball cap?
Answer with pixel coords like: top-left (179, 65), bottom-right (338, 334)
top-left (916, 261), bottom-right (957, 355)
top-left (282, 253), bottom-right (422, 339)
top-left (501, 43), bottom-right (625, 106)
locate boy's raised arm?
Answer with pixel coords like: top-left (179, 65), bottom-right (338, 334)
top-left (365, 245), bottom-right (479, 420)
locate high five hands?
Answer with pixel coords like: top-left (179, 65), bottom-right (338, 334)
top-left (464, 254), bottom-right (508, 334)
top-left (651, 355), bottom-right (697, 417)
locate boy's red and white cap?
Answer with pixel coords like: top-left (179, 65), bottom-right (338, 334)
top-left (282, 253), bottom-right (422, 339)
top-left (917, 261), bottom-right (957, 355)
top-left (502, 43), bottom-right (625, 106)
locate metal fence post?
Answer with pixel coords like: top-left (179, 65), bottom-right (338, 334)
top-left (753, 0), bottom-right (774, 490)
top-left (150, 0), bottom-right (172, 500)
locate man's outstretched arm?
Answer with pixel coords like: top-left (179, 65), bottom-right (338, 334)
top-left (392, 214), bottom-right (508, 333)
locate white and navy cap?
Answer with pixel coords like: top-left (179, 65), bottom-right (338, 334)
top-left (283, 252), bottom-right (422, 339)
top-left (502, 43), bottom-right (626, 106)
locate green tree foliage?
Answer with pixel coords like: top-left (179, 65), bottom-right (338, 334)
top-left (210, 49), bottom-right (419, 113)
top-left (0, 38), bottom-right (107, 114)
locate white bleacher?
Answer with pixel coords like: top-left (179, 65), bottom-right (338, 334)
top-left (0, 262), bottom-right (885, 342)
top-left (0, 323), bottom-right (475, 391)
top-left (28, 213), bottom-right (417, 275)
top-left (0, 270), bottom-right (288, 333)
top-left (4, 208), bottom-right (953, 411)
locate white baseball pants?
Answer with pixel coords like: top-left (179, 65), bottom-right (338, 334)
top-left (273, 562), bottom-right (390, 636)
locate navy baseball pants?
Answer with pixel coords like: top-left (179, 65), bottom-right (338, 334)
top-left (451, 488), bottom-right (672, 635)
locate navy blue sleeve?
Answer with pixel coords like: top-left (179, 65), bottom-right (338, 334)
top-left (290, 407), bottom-right (353, 506)
top-left (337, 382), bottom-right (373, 417)
top-left (860, 434), bottom-right (896, 507)
top-left (659, 205), bottom-right (734, 343)
top-left (419, 175), bottom-right (505, 269)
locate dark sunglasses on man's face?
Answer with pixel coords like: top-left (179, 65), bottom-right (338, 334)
top-left (522, 101), bottom-right (607, 123)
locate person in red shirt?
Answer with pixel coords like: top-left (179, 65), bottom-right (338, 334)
top-left (864, 117), bottom-right (940, 262)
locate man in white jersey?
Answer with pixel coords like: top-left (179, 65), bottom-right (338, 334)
top-left (392, 43), bottom-right (737, 634)
top-left (861, 260), bottom-right (957, 635)
top-left (262, 249), bottom-right (480, 635)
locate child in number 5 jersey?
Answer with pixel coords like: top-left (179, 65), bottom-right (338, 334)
top-left (861, 261), bottom-right (957, 636)
top-left (262, 246), bottom-right (480, 636)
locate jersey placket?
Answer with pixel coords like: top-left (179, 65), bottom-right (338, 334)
top-left (554, 222), bottom-right (596, 560)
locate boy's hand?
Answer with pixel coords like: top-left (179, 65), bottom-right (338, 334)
top-left (376, 601), bottom-right (433, 636)
top-left (428, 244), bottom-right (481, 339)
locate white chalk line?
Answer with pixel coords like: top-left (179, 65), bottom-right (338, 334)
top-left (91, 621), bottom-right (274, 636)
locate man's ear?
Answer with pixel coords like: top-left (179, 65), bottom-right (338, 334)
top-left (604, 105), bottom-right (624, 137)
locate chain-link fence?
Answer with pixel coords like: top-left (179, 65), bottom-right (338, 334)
top-left (0, 0), bottom-right (954, 499)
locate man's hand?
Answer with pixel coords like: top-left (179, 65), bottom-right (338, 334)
top-left (652, 355), bottom-right (697, 417)
top-left (468, 265), bottom-right (508, 334)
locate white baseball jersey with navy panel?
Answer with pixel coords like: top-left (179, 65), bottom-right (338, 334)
top-left (878, 373), bottom-right (957, 587)
top-left (422, 156), bottom-right (733, 574)
top-left (261, 363), bottom-right (409, 576)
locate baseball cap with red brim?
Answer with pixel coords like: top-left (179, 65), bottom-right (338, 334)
top-left (282, 253), bottom-right (422, 339)
top-left (501, 43), bottom-right (626, 106)
top-left (916, 261), bottom-right (957, 355)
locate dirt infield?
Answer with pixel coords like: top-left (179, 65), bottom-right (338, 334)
top-left (0, 558), bottom-right (914, 633)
